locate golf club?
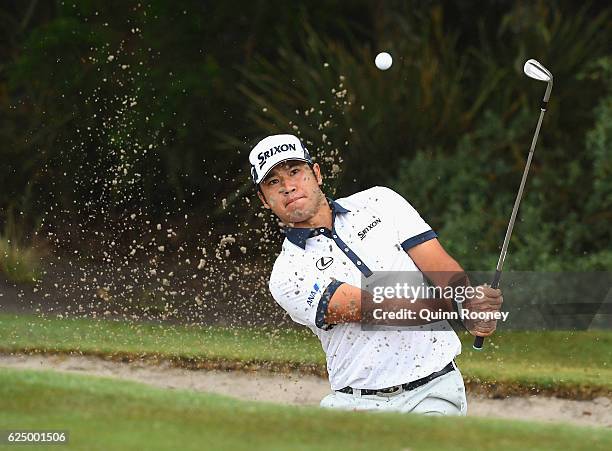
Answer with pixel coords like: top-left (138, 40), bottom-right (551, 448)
top-left (473, 59), bottom-right (553, 350)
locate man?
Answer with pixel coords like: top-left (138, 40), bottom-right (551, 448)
top-left (249, 133), bottom-right (503, 415)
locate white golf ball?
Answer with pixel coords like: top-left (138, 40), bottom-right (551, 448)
top-left (375, 52), bottom-right (392, 70)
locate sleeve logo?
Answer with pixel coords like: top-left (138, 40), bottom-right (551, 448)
top-left (306, 282), bottom-right (321, 306)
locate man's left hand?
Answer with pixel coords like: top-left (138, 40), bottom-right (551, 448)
top-left (461, 285), bottom-right (503, 337)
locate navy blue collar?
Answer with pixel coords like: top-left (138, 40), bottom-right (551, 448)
top-left (284, 198), bottom-right (350, 249)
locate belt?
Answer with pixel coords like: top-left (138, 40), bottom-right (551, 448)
top-left (337, 361), bottom-right (455, 396)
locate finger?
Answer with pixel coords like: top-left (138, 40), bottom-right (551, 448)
top-left (482, 286), bottom-right (501, 297)
top-left (474, 307), bottom-right (503, 315)
top-left (472, 320), bottom-right (497, 332)
top-left (475, 296), bottom-right (504, 307)
top-left (471, 326), bottom-right (496, 337)
top-left (471, 330), bottom-right (487, 337)
top-left (481, 286), bottom-right (502, 297)
top-left (484, 297), bottom-right (504, 307)
top-left (470, 329), bottom-right (495, 337)
top-left (468, 298), bottom-right (503, 311)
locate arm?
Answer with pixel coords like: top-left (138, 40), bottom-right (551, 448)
top-left (408, 238), bottom-right (503, 337)
top-left (324, 282), bottom-right (454, 326)
top-left (407, 238), bottom-right (465, 288)
top-left (323, 239), bottom-right (502, 333)
top-left (324, 239), bottom-right (461, 326)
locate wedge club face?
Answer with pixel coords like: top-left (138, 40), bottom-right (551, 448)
top-left (524, 59), bottom-right (553, 103)
top-left (523, 59), bottom-right (552, 82)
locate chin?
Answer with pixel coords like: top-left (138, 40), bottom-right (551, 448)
top-left (282, 198), bottom-right (317, 223)
top-left (285, 209), bottom-right (311, 224)
top-left (285, 213), bottom-right (306, 224)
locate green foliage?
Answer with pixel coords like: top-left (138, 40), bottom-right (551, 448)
top-left (240, 6), bottom-right (493, 195)
top-left (0, 208), bottom-right (45, 283)
top-left (583, 57), bottom-right (612, 224)
top-left (391, 55), bottom-right (612, 271)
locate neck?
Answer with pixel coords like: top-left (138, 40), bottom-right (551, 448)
top-left (292, 197), bottom-right (333, 230)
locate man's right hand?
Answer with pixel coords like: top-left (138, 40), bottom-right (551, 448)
top-left (461, 285), bottom-right (503, 337)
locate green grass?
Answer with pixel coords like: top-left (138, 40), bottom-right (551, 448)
top-left (0, 313), bottom-right (324, 365)
top-left (0, 368), bottom-right (610, 451)
top-left (0, 314), bottom-right (610, 395)
top-left (457, 331), bottom-right (611, 395)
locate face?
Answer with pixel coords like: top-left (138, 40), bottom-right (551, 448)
top-left (258, 161), bottom-right (325, 225)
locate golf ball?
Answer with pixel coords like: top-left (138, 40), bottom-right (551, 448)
top-left (375, 52), bottom-right (392, 70)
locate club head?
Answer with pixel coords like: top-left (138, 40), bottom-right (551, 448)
top-left (524, 59), bottom-right (553, 103)
top-left (523, 59), bottom-right (552, 82)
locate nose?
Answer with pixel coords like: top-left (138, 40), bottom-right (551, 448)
top-left (278, 178), bottom-right (296, 194)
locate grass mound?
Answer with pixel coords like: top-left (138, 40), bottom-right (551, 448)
top-left (1, 368), bottom-right (610, 451)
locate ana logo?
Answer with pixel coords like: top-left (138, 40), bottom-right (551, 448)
top-left (306, 283), bottom-right (320, 306)
top-left (358, 218), bottom-right (382, 240)
top-left (257, 143), bottom-right (297, 169)
top-left (316, 256), bottom-right (334, 270)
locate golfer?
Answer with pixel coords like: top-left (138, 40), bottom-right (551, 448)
top-left (249, 134), bottom-right (503, 415)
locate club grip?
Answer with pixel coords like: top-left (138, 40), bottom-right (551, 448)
top-left (472, 270), bottom-right (502, 350)
top-left (490, 269), bottom-right (502, 289)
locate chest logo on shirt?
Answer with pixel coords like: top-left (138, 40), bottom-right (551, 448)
top-left (316, 256), bottom-right (334, 270)
top-left (358, 218), bottom-right (382, 240)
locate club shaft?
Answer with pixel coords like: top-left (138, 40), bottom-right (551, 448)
top-left (473, 106), bottom-right (547, 351)
top-left (496, 108), bottom-right (545, 273)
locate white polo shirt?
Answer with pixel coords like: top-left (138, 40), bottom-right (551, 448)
top-left (268, 186), bottom-right (461, 390)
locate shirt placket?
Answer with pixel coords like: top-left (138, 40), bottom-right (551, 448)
top-left (313, 218), bottom-right (373, 278)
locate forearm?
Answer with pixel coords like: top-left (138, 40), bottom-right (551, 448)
top-left (362, 295), bottom-right (454, 326)
top-left (325, 282), bottom-right (454, 326)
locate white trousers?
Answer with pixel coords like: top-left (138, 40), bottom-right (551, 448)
top-left (320, 363), bottom-right (467, 416)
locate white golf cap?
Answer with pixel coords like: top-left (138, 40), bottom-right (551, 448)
top-left (249, 134), bottom-right (313, 185)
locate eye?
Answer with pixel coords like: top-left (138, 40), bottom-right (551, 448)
top-left (290, 168), bottom-right (300, 175)
top-left (267, 178), bottom-right (279, 186)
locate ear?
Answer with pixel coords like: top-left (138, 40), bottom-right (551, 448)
top-left (312, 163), bottom-right (323, 186)
top-left (257, 190), bottom-right (271, 209)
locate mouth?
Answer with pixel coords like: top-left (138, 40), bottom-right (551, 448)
top-left (285, 196), bottom-right (305, 208)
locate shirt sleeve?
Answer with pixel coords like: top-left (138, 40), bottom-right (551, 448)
top-left (372, 186), bottom-right (437, 251)
top-left (269, 263), bottom-right (343, 330)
